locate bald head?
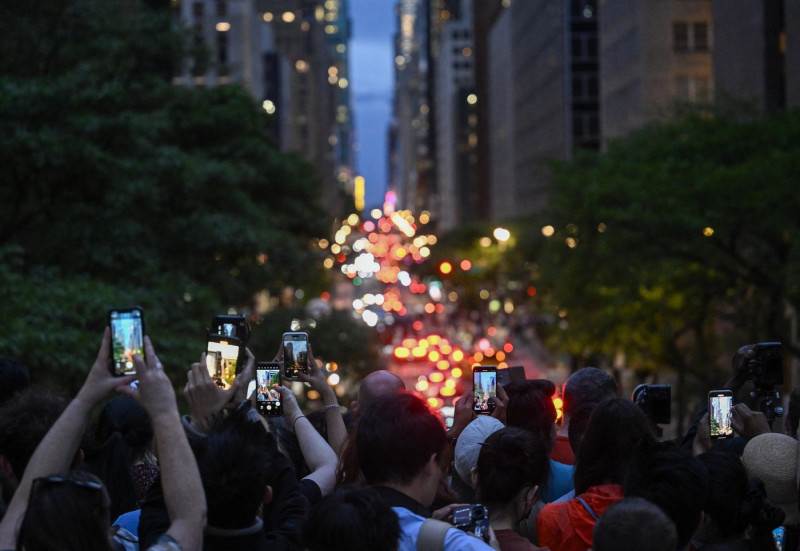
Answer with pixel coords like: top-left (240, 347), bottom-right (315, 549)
top-left (351, 371), bottom-right (405, 419)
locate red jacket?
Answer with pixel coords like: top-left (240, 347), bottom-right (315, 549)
top-left (536, 484), bottom-right (624, 551)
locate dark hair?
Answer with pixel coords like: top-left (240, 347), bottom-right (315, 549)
top-left (563, 367), bottom-right (617, 418)
top-left (193, 407), bottom-right (277, 529)
top-left (268, 415), bottom-right (309, 478)
top-left (593, 497), bottom-right (677, 551)
top-left (624, 442), bottom-right (708, 548)
top-left (356, 391), bottom-right (446, 486)
top-left (0, 358), bottom-right (30, 407)
top-left (505, 380), bottom-right (557, 449)
top-left (573, 397), bottom-right (656, 495)
top-left (82, 396), bottom-right (155, 519)
top-left (476, 427), bottom-right (550, 517)
top-left (18, 470), bottom-right (112, 551)
top-left (0, 387), bottom-right (68, 481)
top-left (697, 451), bottom-right (784, 542)
top-left (567, 401), bottom-right (596, 456)
top-left (302, 487), bottom-right (400, 551)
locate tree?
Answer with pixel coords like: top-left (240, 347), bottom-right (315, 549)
top-left (536, 108), bottom-right (800, 429)
top-left (0, 0), bottom-right (331, 392)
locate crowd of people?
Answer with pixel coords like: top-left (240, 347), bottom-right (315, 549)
top-left (0, 328), bottom-right (799, 551)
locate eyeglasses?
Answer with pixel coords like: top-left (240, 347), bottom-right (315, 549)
top-left (31, 474), bottom-right (110, 508)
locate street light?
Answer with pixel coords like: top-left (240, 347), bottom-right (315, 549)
top-left (493, 227), bottom-right (510, 244)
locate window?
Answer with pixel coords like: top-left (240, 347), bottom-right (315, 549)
top-left (674, 21), bottom-right (710, 52)
top-left (675, 76), bottom-right (712, 102)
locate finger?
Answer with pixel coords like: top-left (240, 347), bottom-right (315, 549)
top-left (273, 342), bottom-right (284, 363)
top-left (188, 364), bottom-right (201, 387)
top-left (143, 336), bottom-right (160, 371)
top-left (198, 352), bottom-right (216, 383)
top-left (96, 327), bottom-right (112, 366)
top-left (496, 384), bottom-right (509, 402)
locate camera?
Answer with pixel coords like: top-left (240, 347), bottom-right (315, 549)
top-left (451, 504), bottom-right (490, 542)
top-left (748, 342), bottom-right (783, 389)
top-left (632, 384), bottom-right (671, 426)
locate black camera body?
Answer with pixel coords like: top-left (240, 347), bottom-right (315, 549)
top-left (632, 384), bottom-right (671, 426)
top-left (748, 342), bottom-right (783, 389)
top-left (452, 504), bottom-right (490, 542)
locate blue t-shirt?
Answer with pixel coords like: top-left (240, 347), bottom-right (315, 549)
top-left (542, 459), bottom-right (575, 503)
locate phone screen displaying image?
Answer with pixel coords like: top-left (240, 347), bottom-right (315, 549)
top-left (709, 391), bottom-right (734, 439)
top-left (283, 332), bottom-right (309, 377)
top-left (257, 364), bottom-right (282, 416)
top-left (206, 336), bottom-right (241, 390)
top-left (109, 308), bottom-right (144, 376)
top-left (473, 366), bottom-right (497, 414)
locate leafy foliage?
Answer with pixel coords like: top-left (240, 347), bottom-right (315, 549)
top-left (0, 0), bottom-right (335, 394)
top-left (535, 108), bottom-right (800, 420)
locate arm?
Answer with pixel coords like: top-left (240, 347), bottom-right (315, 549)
top-left (276, 385), bottom-right (338, 497)
top-left (119, 337), bottom-right (206, 551)
top-left (441, 391), bottom-right (476, 471)
top-left (287, 344), bottom-right (348, 456)
top-left (0, 328), bottom-right (135, 548)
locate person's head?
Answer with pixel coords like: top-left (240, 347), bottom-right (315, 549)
top-left (475, 427), bottom-right (550, 523)
top-left (696, 450), bottom-right (784, 543)
top-left (0, 387), bottom-right (68, 498)
top-left (573, 397), bottom-right (656, 494)
top-left (567, 402), bottom-right (595, 456)
top-left (356, 391), bottom-right (446, 505)
top-left (454, 416), bottom-right (504, 486)
top-left (562, 367), bottom-right (618, 420)
top-left (504, 379), bottom-right (557, 447)
top-left (82, 396), bottom-right (155, 518)
top-left (18, 470), bottom-right (112, 551)
top-left (350, 370), bottom-right (405, 419)
top-left (742, 432), bottom-right (800, 526)
top-left (624, 442), bottom-right (708, 549)
top-left (0, 357), bottom-right (30, 407)
top-left (593, 497), bottom-right (677, 551)
top-left (193, 405), bottom-right (279, 529)
top-left (302, 486), bottom-right (400, 551)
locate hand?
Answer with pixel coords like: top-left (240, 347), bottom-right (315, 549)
top-left (726, 345), bottom-right (755, 392)
top-left (692, 413), bottom-right (712, 456)
top-left (273, 385), bottom-right (303, 426)
top-left (118, 337), bottom-right (177, 418)
top-left (286, 344), bottom-right (332, 396)
top-left (487, 526), bottom-right (501, 550)
top-left (432, 502), bottom-right (468, 522)
top-left (232, 348), bottom-right (256, 403)
top-left (489, 384), bottom-right (508, 425)
top-left (184, 353), bottom-right (239, 432)
top-left (731, 403), bottom-right (770, 440)
top-left (451, 391), bottom-right (476, 437)
top-left (76, 327), bottom-right (136, 406)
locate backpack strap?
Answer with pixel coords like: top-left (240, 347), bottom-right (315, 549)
top-left (417, 518), bottom-right (453, 551)
top-left (575, 496), bottom-right (600, 521)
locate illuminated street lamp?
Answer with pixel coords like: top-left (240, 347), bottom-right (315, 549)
top-left (493, 227), bottom-right (510, 243)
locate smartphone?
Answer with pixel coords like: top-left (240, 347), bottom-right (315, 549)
top-left (708, 390), bottom-right (734, 439)
top-left (210, 314), bottom-right (250, 344)
top-left (473, 365), bottom-right (497, 414)
top-left (206, 333), bottom-right (242, 389)
top-left (108, 307), bottom-right (145, 376)
top-left (496, 365), bottom-right (526, 387)
top-left (256, 361), bottom-right (283, 416)
top-left (283, 332), bottom-right (309, 377)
